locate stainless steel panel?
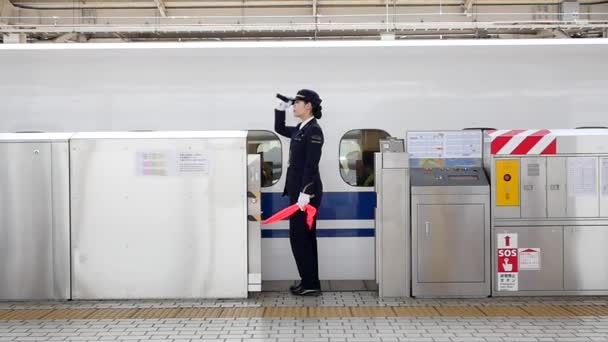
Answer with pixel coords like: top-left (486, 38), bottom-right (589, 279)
top-left (520, 158), bottom-right (547, 218)
top-left (412, 192), bottom-right (490, 297)
top-left (412, 185), bottom-right (489, 196)
top-left (410, 167), bottom-right (488, 188)
top-left (494, 219), bottom-right (608, 227)
top-left (382, 152), bottom-right (408, 169)
top-left (374, 153), bottom-right (382, 285)
top-left (564, 226), bottom-right (608, 291)
top-left (50, 143), bottom-right (72, 299)
top-left (547, 157), bottom-right (567, 218)
top-left (416, 204), bottom-right (485, 283)
top-left (71, 135), bottom-right (249, 299)
top-left (566, 157), bottom-right (599, 218)
top-left (247, 154), bottom-right (262, 292)
top-left (379, 138), bottom-right (405, 153)
top-left (555, 133), bottom-right (608, 155)
top-left (0, 142), bottom-right (70, 300)
top-left (378, 167), bottom-right (409, 298)
top-left (600, 158), bottom-right (608, 217)
top-left (493, 204), bottom-right (521, 219)
top-left (494, 226), bottom-right (563, 292)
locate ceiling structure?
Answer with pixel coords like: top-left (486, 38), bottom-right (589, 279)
top-left (1, 0), bottom-right (607, 42)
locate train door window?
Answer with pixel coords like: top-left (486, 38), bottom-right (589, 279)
top-left (247, 130), bottom-right (282, 187)
top-left (339, 129), bottom-right (390, 187)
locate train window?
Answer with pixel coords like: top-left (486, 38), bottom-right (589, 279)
top-left (247, 130), bottom-right (282, 187)
top-left (339, 129), bottom-right (390, 187)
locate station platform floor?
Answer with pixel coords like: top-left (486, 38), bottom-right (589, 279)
top-left (1, 281), bottom-right (607, 342)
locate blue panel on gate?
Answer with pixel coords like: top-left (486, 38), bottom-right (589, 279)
top-left (261, 228), bottom-right (375, 238)
top-left (261, 192), bottom-right (376, 221)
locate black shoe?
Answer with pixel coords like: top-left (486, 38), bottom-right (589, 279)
top-left (289, 282), bottom-right (303, 293)
top-left (293, 287), bottom-right (322, 296)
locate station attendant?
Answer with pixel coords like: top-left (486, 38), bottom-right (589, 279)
top-left (274, 89), bottom-right (324, 296)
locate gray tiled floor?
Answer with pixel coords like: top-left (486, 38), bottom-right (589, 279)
top-left (1, 290), bottom-right (608, 311)
top-left (2, 286), bottom-right (608, 342)
top-left (1, 316), bottom-right (608, 342)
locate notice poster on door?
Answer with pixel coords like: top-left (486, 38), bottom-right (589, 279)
top-left (519, 248), bottom-right (541, 270)
top-left (136, 151), bottom-right (173, 176)
top-left (567, 157), bottom-right (597, 196)
top-left (601, 158), bottom-right (608, 196)
top-left (177, 152), bottom-right (209, 176)
top-left (136, 151), bottom-right (209, 177)
top-left (497, 233), bottom-right (519, 291)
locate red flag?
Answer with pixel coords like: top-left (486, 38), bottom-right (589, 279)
top-left (305, 205), bottom-right (317, 230)
top-left (262, 204), bottom-right (318, 230)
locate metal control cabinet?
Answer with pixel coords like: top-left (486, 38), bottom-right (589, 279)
top-left (0, 133), bottom-right (73, 300)
top-left (411, 167), bottom-right (491, 297)
top-left (490, 129), bottom-right (608, 295)
top-left (374, 138), bottom-right (410, 298)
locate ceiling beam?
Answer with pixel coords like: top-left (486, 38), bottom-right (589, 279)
top-left (463, 0), bottom-right (474, 15)
top-left (0, 0), bottom-right (16, 24)
top-left (153, 0), bottom-right (167, 16)
top-left (2, 20), bottom-right (606, 34)
top-left (10, 0), bottom-right (579, 10)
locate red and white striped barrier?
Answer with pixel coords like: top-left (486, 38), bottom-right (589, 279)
top-left (489, 129), bottom-right (556, 155)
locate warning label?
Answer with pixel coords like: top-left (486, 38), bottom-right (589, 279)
top-left (519, 248), bottom-right (541, 270)
top-left (497, 248), bottom-right (518, 273)
top-left (497, 273), bottom-right (519, 291)
top-left (497, 233), bottom-right (519, 292)
top-left (497, 233), bottom-right (518, 248)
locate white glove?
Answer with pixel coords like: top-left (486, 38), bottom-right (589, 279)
top-left (297, 193), bottom-right (310, 211)
top-left (275, 98), bottom-right (291, 112)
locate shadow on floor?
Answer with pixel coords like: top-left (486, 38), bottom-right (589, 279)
top-left (262, 280), bottom-right (378, 292)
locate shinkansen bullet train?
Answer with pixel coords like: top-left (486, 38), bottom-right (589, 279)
top-left (1, 39), bottom-right (608, 300)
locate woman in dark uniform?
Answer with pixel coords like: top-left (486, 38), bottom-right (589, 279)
top-left (274, 89), bottom-right (324, 296)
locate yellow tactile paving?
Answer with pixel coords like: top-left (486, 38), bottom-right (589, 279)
top-left (521, 306), bottom-right (573, 316)
top-left (42, 309), bottom-right (97, 320)
top-left (350, 306), bottom-right (395, 317)
top-left (264, 307), bottom-right (308, 318)
top-left (2, 304), bottom-right (608, 320)
top-left (0, 310), bottom-right (55, 320)
top-left (563, 305), bottom-right (608, 316)
top-left (479, 306), bottom-right (529, 317)
top-left (219, 307), bottom-right (265, 318)
top-left (436, 306), bottom-right (485, 317)
top-left (0, 310), bottom-right (12, 320)
top-left (131, 308), bottom-right (181, 319)
top-left (86, 309), bottom-right (139, 320)
top-left (393, 306), bottom-right (440, 317)
top-left (308, 307), bottom-right (353, 318)
top-left (174, 308), bottom-right (223, 319)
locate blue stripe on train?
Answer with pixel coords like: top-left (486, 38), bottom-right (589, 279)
top-left (261, 191), bottom-right (376, 221)
top-left (262, 228), bottom-right (375, 238)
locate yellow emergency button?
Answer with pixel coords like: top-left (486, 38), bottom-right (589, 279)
top-left (496, 159), bottom-right (519, 206)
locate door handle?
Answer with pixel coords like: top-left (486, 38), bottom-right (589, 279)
top-left (550, 184), bottom-right (560, 190)
top-left (425, 221), bottom-right (431, 237)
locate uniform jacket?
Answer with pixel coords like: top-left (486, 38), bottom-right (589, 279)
top-left (274, 109), bottom-right (324, 199)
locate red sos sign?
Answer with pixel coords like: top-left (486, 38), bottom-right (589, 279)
top-left (497, 248), bottom-right (518, 273)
